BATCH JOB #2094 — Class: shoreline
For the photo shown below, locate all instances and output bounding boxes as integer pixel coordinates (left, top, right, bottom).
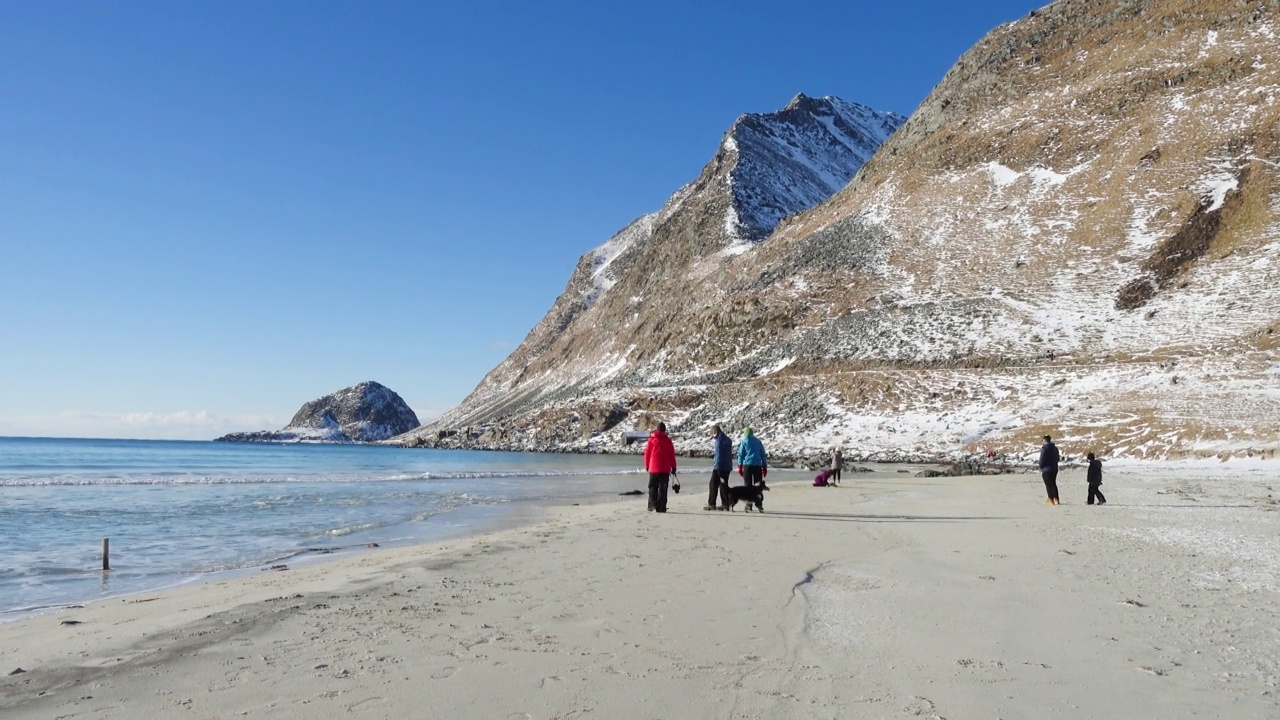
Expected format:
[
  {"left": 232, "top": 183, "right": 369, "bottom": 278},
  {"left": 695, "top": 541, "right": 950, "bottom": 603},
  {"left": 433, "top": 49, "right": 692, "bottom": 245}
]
[
  {"left": 0, "top": 468, "right": 651, "bottom": 623},
  {"left": 3, "top": 464, "right": 1278, "bottom": 718},
  {"left": 0, "top": 440, "right": 654, "bottom": 620},
  {"left": 0, "top": 504, "right": 535, "bottom": 625}
]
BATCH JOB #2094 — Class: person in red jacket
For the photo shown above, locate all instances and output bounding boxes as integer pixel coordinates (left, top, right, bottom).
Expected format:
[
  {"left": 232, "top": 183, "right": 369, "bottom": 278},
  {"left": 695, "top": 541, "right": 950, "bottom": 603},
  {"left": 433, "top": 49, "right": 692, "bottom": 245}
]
[{"left": 643, "top": 422, "right": 677, "bottom": 513}]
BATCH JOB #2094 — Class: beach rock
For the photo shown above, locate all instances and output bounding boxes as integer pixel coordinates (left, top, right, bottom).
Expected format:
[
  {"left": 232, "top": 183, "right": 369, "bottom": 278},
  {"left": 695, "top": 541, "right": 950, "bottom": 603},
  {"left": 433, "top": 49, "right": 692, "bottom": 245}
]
[
  {"left": 916, "top": 460, "right": 1023, "bottom": 478},
  {"left": 218, "top": 381, "right": 419, "bottom": 444}
]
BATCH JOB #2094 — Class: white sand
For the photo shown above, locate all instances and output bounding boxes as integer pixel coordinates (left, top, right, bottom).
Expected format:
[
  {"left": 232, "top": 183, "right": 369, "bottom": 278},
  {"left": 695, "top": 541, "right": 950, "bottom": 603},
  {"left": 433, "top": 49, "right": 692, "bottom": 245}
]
[{"left": 2, "top": 464, "right": 1278, "bottom": 719}]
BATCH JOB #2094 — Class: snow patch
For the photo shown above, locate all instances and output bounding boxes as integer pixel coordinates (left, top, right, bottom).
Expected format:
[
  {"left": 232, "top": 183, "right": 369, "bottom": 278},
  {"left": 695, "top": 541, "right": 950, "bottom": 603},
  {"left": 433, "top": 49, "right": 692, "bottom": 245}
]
[
  {"left": 1028, "top": 167, "right": 1069, "bottom": 187},
  {"left": 756, "top": 357, "right": 796, "bottom": 377},
  {"left": 723, "top": 202, "right": 743, "bottom": 242},
  {"left": 986, "top": 162, "right": 1021, "bottom": 187},
  {"left": 583, "top": 214, "right": 655, "bottom": 308},
  {"left": 1195, "top": 170, "right": 1239, "bottom": 212}
]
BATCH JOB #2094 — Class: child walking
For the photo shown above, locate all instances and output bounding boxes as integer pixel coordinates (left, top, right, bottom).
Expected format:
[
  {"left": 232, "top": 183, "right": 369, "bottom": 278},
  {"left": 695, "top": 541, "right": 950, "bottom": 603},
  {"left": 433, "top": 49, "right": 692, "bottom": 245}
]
[{"left": 1086, "top": 452, "right": 1107, "bottom": 505}]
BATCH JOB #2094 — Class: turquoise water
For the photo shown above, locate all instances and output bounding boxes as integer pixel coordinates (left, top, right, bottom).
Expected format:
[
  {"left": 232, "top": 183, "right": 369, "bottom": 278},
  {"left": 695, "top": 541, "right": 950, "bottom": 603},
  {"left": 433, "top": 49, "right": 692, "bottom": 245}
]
[{"left": 0, "top": 437, "right": 643, "bottom": 616}]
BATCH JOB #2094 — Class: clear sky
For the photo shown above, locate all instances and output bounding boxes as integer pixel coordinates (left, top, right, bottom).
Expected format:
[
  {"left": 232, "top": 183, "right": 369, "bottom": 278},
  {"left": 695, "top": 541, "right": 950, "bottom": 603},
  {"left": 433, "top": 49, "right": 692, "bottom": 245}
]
[{"left": 0, "top": 0, "right": 1043, "bottom": 440}]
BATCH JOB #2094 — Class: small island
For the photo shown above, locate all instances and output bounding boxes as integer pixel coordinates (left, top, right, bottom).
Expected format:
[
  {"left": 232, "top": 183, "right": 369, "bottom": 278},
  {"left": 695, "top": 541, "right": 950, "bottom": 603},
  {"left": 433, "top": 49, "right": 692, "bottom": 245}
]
[{"left": 215, "top": 381, "right": 420, "bottom": 444}]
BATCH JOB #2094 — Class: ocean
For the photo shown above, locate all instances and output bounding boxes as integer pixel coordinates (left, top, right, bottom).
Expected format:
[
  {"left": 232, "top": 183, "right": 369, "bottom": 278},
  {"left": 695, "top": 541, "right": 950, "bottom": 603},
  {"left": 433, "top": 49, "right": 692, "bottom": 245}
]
[{"left": 0, "top": 437, "right": 644, "bottom": 618}]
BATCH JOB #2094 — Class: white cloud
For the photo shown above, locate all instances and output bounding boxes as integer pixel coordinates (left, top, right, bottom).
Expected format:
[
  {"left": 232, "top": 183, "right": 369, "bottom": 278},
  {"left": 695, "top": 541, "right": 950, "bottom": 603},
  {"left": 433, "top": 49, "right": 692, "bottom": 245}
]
[{"left": 0, "top": 410, "right": 281, "bottom": 441}]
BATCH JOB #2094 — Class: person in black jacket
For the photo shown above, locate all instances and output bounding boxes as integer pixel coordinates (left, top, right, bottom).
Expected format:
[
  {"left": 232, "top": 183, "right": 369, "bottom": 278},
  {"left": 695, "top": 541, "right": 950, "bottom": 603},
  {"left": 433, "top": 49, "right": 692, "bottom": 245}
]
[
  {"left": 1039, "top": 435, "right": 1061, "bottom": 505},
  {"left": 1086, "top": 452, "right": 1107, "bottom": 505}
]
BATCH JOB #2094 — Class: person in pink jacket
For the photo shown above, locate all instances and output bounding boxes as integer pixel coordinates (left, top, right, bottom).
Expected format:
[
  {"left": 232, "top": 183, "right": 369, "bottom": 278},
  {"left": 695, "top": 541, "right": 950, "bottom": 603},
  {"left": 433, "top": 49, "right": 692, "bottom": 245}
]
[{"left": 644, "top": 422, "right": 677, "bottom": 513}]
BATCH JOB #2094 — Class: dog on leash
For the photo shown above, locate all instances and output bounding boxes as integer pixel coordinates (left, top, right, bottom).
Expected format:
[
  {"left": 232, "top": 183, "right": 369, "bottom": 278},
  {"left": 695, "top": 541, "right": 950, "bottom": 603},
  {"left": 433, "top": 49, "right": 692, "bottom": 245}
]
[{"left": 724, "top": 480, "right": 769, "bottom": 512}]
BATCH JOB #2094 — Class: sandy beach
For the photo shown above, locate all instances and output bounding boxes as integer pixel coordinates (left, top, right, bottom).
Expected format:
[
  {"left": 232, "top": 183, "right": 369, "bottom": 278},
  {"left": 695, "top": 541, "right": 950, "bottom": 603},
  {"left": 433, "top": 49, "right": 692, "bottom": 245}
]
[{"left": 3, "top": 463, "right": 1278, "bottom": 719}]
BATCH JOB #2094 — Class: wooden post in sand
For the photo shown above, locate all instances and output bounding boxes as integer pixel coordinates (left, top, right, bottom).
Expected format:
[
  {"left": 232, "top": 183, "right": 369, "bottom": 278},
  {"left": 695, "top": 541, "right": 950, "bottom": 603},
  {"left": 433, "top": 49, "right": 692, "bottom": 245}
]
[{"left": 102, "top": 538, "right": 110, "bottom": 571}]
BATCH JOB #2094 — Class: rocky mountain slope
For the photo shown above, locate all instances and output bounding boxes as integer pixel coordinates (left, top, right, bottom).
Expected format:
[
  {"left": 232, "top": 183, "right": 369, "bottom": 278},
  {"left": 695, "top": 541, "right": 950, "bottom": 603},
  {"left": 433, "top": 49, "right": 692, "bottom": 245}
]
[
  {"left": 400, "top": 0, "right": 1280, "bottom": 462},
  {"left": 219, "top": 381, "right": 419, "bottom": 444},
  {"left": 408, "top": 94, "right": 903, "bottom": 434}
]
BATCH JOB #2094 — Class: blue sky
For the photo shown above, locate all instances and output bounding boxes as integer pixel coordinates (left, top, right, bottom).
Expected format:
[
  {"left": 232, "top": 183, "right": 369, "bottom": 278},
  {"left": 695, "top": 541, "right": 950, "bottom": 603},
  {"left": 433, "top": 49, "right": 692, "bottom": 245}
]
[{"left": 0, "top": 0, "right": 1043, "bottom": 439}]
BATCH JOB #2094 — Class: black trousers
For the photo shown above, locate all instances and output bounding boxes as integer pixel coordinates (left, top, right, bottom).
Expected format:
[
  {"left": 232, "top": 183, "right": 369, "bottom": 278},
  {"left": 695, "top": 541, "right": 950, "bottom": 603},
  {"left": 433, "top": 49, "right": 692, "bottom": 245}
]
[
  {"left": 832, "top": 467, "right": 842, "bottom": 483},
  {"left": 743, "top": 465, "right": 763, "bottom": 488},
  {"left": 1087, "top": 482, "right": 1106, "bottom": 505},
  {"left": 648, "top": 472, "right": 670, "bottom": 512},
  {"left": 1042, "top": 469, "right": 1059, "bottom": 501},
  {"left": 709, "top": 469, "right": 731, "bottom": 507}
]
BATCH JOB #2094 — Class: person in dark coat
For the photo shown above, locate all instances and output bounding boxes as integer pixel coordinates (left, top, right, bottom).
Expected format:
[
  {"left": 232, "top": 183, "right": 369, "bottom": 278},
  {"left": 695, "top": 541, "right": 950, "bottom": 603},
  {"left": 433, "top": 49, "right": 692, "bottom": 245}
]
[
  {"left": 1086, "top": 452, "right": 1107, "bottom": 505},
  {"left": 705, "top": 424, "right": 733, "bottom": 511},
  {"left": 643, "top": 422, "right": 677, "bottom": 513},
  {"left": 1039, "top": 435, "right": 1061, "bottom": 505}
]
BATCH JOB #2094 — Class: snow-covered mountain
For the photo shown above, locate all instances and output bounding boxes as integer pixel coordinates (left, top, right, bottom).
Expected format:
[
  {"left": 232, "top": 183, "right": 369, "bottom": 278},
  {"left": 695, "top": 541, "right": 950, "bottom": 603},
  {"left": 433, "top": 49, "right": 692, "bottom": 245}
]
[
  {"left": 402, "top": 0, "right": 1280, "bottom": 462},
  {"left": 398, "top": 94, "right": 904, "bottom": 450},
  {"left": 218, "top": 381, "right": 419, "bottom": 444},
  {"left": 725, "top": 93, "right": 904, "bottom": 243}
]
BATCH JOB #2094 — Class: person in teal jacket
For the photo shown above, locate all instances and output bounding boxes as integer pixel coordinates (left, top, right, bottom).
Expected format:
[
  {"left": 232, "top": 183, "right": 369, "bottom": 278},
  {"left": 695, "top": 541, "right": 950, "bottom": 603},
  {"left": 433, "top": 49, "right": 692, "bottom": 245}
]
[{"left": 736, "top": 427, "right": 768, "bottom": 488}]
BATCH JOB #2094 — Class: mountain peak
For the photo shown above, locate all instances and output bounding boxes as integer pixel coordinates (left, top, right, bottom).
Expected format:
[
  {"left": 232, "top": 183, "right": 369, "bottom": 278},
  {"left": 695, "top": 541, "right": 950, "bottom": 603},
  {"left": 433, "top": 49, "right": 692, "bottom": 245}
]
[
  {"left": 781, "top": 92, "right": 854, "bottom": 115},
  {"left": 723, "top": 94, "right": 906, "bottom": 241},
  {"left": 783, "top": 91, "right": 815, "bottom": 110}
]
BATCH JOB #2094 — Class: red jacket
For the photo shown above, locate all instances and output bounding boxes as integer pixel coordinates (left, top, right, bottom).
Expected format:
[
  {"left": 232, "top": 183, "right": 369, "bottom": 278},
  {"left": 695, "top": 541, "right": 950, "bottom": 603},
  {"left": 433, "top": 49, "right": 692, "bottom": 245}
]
[{"left": 643, "top": 430, "right": 677, "bottom": 473}]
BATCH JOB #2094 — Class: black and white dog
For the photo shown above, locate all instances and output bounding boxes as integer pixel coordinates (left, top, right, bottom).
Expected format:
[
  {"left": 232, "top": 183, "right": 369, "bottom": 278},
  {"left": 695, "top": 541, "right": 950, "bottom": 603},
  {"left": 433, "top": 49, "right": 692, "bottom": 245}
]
[{"left": 724, "top": 480, "right": 769, "bottom": 512}]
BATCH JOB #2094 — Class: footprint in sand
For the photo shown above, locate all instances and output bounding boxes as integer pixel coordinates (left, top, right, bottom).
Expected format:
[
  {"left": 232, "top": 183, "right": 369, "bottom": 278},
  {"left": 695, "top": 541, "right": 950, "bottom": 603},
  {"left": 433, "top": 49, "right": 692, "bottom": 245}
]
[
  {"left": 903, "top": 695, "right": 944, "bottom": 719},
  {"left": 431, "top": 666, "right": 458, "bottom": 679},
  {"left": 827, "top": 571, "right": 884, "bottom": 592},
  {"left": 540, "top": 675, "right": 563, "bottom": 688},
  {"left": 347, "top": 697, "right": 385, "bottom": 713}
]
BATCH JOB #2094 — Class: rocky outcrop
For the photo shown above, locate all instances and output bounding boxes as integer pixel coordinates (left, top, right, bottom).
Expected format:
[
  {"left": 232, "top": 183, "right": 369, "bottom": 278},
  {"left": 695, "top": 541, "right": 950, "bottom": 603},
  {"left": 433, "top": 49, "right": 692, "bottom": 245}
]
[
  {"left": 915, "top": 460, "right": 1023, "bottom": 478},
  {"left": 401, "top": 0, "right": 1280, "bottom": 461},
  {"left": 218, "top": 381, "right": 419, "bottom": 444}
]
